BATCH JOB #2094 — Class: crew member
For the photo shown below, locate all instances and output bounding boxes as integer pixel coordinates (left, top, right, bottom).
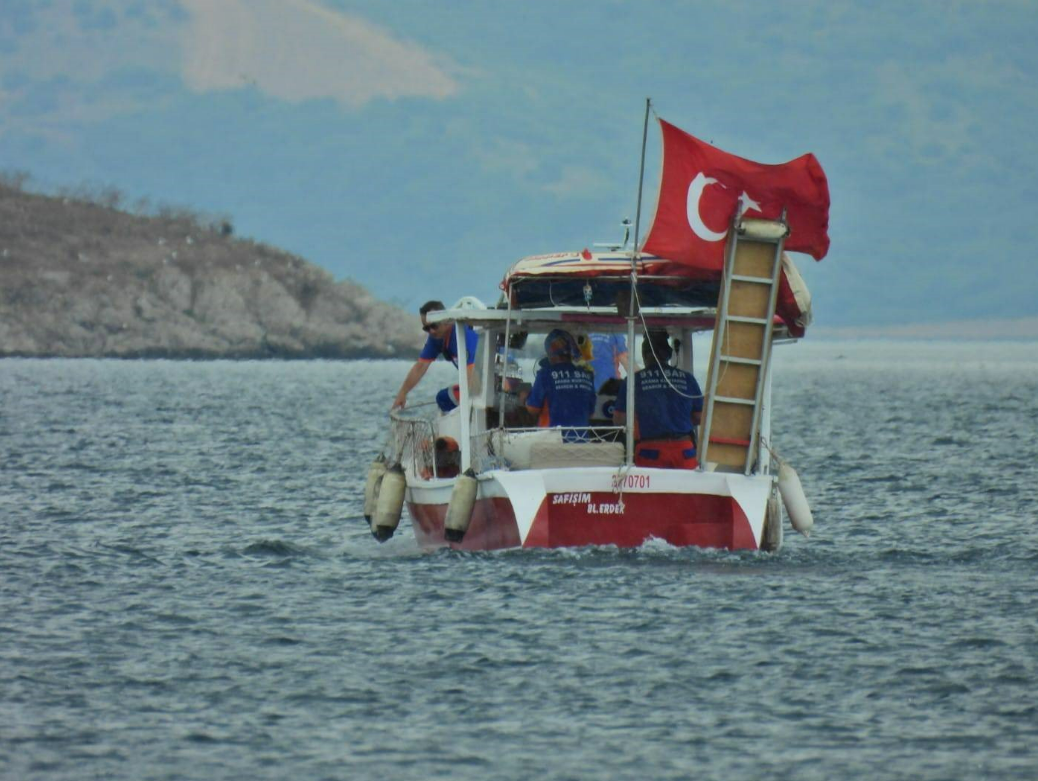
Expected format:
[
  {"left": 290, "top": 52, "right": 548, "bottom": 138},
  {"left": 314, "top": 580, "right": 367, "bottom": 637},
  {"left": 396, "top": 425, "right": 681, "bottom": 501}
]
[
  {"left": 392, "top": 300, "right": 479, "bottom": 412},
  {"left": 525, "top": 329, "right": 596, "bottom": 441},
  {"left": 588, "top": 332, "right": 630, "bottom": 392},
  {"left": 613, "top": 331, "right": 703, "bottom": 469}
]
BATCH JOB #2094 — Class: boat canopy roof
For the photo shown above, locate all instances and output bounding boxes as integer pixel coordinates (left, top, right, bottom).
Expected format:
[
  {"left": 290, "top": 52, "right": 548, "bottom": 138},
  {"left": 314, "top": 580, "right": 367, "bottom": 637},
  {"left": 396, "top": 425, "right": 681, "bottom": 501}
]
[
  {"left": 498, "top": 248, "right": 811, "bottom": 336},
  {"left": 502, "top": 251, "right": 721, "bottom": 312},
  {"left": 425, "top": 304, "right": 719, "bottom": 334}
]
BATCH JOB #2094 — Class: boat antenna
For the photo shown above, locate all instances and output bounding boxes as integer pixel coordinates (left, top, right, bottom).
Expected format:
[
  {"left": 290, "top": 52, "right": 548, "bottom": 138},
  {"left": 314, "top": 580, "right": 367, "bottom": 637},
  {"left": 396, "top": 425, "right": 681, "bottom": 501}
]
[
  {"left": 624, "top": 96, "right": 651, "bottom": 465},
  {"left": 630, "top": 97, "right": 652, "bottom": 279}
]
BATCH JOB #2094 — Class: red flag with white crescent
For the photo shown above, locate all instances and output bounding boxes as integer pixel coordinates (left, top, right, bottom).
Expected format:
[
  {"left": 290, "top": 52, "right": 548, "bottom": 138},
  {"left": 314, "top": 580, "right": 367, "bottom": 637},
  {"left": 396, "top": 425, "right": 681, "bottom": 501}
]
[{"left": 642, "top": 119, "right": 831, "bottom": 270}]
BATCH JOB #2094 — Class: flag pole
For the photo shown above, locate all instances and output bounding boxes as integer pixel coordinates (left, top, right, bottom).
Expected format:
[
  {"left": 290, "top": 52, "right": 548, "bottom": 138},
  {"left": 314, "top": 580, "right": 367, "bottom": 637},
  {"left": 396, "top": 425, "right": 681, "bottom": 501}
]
[
  {"left": 625, "top": 97, "right": 651, "bottom": 465},
  {"left": 631, "top": 97, "right": 651, "bottom": 267}
]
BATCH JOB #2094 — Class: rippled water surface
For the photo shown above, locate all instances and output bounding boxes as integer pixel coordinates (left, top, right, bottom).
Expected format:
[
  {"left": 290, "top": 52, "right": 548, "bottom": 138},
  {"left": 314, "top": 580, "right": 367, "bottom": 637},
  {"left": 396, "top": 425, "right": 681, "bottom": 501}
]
[{"left": 2, "top": 341, "right": 1037, "bottom": 780}]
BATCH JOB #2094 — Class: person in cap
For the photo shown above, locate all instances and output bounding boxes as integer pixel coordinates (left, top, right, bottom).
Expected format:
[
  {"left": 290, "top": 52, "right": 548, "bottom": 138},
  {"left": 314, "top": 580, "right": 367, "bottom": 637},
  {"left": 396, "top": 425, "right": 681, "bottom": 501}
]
[
  {"left": 613, "top": 331, "right": 703, "bottom": 469},
  {"left": 525, "top": 329, "right": 596, "bottom": 441},
  {"left": 392, "top": 300, "right": 479, "bottom": 413}
]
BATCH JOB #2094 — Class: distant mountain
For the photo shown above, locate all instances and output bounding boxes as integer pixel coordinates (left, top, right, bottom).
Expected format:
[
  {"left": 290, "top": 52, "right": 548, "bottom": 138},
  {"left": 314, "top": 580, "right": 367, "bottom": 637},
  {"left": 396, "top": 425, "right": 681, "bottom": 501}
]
[{"left": 0, "top": 183, "right": 422, "bottom": 358}]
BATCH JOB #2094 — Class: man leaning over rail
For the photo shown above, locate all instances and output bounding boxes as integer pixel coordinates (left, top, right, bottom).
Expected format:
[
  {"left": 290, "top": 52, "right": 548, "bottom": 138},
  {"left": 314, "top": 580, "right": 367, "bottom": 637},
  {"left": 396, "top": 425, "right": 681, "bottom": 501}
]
[{"left": 391, "top": 300, "right": 479, "bottom": 413}]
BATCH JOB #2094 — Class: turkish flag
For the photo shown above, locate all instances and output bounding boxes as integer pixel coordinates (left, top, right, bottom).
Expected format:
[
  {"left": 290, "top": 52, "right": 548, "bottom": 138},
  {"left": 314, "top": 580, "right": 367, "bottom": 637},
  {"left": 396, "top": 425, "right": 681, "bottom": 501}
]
[{"left": 642, "top": 119, "right": 830, "bottom": 270}]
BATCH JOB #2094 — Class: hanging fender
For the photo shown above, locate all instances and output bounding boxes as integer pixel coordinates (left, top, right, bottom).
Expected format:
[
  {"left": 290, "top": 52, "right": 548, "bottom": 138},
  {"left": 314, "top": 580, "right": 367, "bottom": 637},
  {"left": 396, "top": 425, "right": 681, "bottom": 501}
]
[
  {"left": 362, "top": 455, "right": 387, "bottom": 523},
  {"left": 372, "top": 464, "right": 406, "bottom": 542},
  {"left": 777, "top": 462, "right": 814, "bottom": 538},
  {"left": 444, "top": 469, "right": 478, "bottom": 543}
]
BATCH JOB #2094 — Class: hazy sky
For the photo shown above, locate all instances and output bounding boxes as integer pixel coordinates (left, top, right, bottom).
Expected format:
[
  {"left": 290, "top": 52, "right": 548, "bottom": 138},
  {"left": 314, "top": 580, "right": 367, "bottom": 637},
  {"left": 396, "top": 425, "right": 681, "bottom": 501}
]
[{"left": 1, "top": 0, "right": 1035, "bottom": 327}]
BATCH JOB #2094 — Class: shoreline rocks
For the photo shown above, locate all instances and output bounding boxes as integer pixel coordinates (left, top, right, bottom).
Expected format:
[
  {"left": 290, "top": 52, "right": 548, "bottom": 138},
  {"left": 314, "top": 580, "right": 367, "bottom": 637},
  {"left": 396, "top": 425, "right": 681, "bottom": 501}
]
[{"left": 0, "top": 185, "right": 423, "bottom": 359}]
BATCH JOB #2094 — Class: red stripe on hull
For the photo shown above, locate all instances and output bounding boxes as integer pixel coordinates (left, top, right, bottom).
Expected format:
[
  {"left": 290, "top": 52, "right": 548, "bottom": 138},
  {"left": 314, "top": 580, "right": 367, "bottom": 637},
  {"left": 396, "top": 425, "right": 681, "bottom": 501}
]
[
  {"left": 408, "top": 498, "right": 522, "bottom": 551},
  {"left": 409, "top": 491, "right": 758, "bottom": 551},
  {"left": 528, "top": 492, "right": 757, "bottom": 550}
]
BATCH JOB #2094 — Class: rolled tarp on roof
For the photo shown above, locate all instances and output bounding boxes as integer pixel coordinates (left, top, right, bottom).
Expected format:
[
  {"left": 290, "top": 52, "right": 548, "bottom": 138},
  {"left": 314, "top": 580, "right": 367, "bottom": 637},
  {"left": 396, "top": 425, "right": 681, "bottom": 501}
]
[{"left": 501, "top": 249, "right": 811, "bottom": 336}]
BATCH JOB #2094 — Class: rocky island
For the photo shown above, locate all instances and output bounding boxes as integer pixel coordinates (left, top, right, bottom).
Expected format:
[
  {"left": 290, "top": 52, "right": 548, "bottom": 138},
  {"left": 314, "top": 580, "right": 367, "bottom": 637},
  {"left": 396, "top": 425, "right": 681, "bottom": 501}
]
[{"left": 0, "top": 180, "right": 422, "bottom": 359}]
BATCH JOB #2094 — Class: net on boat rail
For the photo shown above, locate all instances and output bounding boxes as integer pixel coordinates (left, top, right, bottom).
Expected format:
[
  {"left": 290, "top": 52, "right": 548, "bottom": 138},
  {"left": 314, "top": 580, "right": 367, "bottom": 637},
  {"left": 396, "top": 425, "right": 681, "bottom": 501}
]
[{"left": 387, "top": 403, "right": 438, "bottom": 478}]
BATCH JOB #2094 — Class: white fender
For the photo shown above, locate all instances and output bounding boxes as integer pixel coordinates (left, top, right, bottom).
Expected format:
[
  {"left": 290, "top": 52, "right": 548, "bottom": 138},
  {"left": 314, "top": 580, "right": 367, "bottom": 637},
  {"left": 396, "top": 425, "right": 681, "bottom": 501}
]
[
  {"left": 778, "top": 462, "right": 814, "bottom": 538},
  {"left": 363, "top": 456, "right": 387, "bottom": 523},
  {"left": 372, "top": 465, "right": 406, "bottom": 542},
  {"left": 444, "top": 469, "right": 478, "bottom": 543}
]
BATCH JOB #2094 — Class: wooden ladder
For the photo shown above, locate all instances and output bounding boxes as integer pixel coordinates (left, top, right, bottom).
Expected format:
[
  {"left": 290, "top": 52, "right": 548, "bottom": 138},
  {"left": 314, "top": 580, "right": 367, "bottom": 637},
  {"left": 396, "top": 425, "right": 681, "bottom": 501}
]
[{"left": 699, "top": 212, "right": 788, "bottom": 475}]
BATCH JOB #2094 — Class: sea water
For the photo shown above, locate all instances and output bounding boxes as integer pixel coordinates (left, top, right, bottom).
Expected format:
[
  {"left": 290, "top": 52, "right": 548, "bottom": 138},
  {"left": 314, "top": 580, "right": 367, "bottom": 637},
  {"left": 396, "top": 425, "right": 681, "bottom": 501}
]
[{"left": 1, "top": 341, "right": 1036, "bottom": 780}]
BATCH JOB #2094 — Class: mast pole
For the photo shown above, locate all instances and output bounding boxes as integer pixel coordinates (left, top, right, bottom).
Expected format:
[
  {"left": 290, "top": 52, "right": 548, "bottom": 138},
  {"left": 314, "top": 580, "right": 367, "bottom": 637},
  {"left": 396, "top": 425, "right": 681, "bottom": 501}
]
[
  {"left": 499, "top": 283, "right": 514, "bottom": 430},
  {"left": 631, "top": 97, "right": 652, "bottom": 265},
  {"left": 456, "top": 318, "right": 471, "bottom": 473},
  {"left": 625, "top": 97, "right": 651, "bottom": 465}
]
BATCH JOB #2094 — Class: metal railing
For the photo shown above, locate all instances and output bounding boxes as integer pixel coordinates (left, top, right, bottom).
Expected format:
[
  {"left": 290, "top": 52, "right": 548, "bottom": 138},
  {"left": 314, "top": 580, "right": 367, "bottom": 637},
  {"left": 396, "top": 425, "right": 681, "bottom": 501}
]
[
  {"left": 387, "top": 403, "right": 438, "bottom": 479},
  {"left": 472, "top": 425, "right": 626, "bottom": 473},
  {"left": 389, "top": 402, "right": 629, "bottom": 479}
]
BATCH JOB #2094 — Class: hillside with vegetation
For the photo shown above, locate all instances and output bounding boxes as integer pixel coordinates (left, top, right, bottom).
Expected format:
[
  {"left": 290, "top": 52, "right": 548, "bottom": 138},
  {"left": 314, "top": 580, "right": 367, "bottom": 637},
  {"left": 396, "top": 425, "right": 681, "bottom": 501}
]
[{"left": 0, "top": 178, "right": 422, "bottom": 359}]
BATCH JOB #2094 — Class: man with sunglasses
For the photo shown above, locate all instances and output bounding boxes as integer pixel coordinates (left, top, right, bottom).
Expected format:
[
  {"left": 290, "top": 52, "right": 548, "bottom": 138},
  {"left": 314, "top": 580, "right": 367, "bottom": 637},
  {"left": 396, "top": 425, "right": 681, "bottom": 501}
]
[{"left": 392, "top": 300, "right": 480, "bottom": 413}]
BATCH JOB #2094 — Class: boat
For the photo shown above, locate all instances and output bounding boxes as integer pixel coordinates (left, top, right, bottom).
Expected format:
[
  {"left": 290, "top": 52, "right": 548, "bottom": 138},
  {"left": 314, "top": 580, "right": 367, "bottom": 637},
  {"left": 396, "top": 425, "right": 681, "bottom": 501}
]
[{"left": 365, "top": 103, "right": 829, "bottom": 552}]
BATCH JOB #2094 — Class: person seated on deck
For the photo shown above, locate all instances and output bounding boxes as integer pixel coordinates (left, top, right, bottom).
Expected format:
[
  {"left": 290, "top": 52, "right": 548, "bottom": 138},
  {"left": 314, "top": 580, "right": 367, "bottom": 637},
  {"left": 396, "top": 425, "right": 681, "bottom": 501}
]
[
  {"left": 524, "top": 330, "right": 596, "bottom": 441},
  {"left": 391, "top": 300, "right": 479, "bottom": 414},
  {"left": 613, "top": 331, "right": 704, "bottom": 469}
]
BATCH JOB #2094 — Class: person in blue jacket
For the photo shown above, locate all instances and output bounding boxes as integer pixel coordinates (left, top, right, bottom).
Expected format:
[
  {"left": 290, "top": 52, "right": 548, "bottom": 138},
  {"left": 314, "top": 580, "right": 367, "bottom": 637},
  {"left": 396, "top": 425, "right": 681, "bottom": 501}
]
[
  {"left": 525, "top": 329, "right": 596, "bottom": 441},
  {"left": 613, "top": 331, "right": 703, "bottom": 469},
  {"left": 588, "top": 332, "right": 630, "bottom": 392},
  {"left": 392, "top": 300, "right": 479, "bottom": 413}
]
